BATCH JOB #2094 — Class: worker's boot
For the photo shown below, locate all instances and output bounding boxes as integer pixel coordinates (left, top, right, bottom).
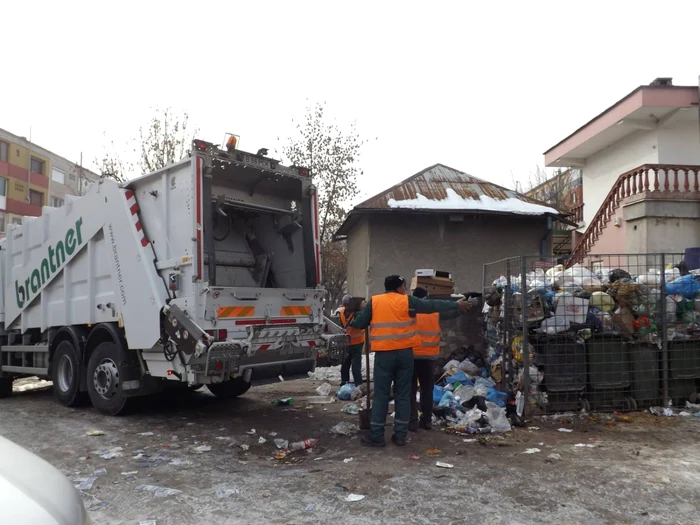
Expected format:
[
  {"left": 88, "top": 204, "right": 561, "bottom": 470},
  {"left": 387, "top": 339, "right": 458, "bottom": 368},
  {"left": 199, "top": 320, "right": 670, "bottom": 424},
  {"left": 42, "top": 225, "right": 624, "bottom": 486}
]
[
  {"left": 391, "top": 434, "right": 407, "bottom": 447},
  {"left": 408, "top": 419, "right": 419, "bottom": 432},
  {"left": 419, "top": 419, "right": 432, "bottom": 430},
  {"left": 361, "top": 435, "right": 386, "bottom": 448}
]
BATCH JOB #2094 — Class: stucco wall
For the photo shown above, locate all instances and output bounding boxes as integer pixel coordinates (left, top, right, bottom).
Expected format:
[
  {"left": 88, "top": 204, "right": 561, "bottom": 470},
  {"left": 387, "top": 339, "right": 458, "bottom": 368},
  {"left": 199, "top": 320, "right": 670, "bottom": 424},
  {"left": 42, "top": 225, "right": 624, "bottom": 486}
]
[
  {"left": 345, "top": 217, "right": 370, "bottom": 298},
  {"left": 581, "top": 129, "right": 659, "bottom": 231},
  {"left": 623, "top": 199, "right": 700, "bottom": 256},
  {"left": 362, "top": 212, "right": 549, "bottom": 296},
  {"left": 657, "top": 115, "right": 700, "bottom": 165},
  {"left": 587, "top": 206, "right": 626, "bottom": 256}
]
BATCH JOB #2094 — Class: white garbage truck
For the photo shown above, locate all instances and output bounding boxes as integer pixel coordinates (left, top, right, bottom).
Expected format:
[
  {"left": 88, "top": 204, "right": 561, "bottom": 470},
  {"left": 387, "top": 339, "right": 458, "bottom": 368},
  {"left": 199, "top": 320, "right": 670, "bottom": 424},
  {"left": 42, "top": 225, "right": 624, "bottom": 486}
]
[{"left": 0, "top": 137, "right": 347, "bottom": 415}]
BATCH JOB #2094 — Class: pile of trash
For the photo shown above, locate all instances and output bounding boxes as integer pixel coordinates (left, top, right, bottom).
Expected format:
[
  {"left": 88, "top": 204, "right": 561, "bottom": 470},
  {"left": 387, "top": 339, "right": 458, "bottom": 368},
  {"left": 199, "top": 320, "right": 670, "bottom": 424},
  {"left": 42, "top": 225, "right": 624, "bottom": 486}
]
[
  {"left": 308, "top": 354, "right": 375, "bottom": 382},
  {"left": 430, "top": 347, "right": 519, "bottom": 434}
]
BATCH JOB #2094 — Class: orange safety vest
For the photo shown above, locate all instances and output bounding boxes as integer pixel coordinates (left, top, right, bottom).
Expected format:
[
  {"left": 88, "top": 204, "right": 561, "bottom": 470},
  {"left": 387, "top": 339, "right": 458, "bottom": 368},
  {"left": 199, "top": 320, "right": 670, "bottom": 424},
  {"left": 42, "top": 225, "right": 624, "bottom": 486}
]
[
  {"left": 369, "top": 293, "right": 420, "bottom": 351},
  {"left": 413, "top": 313, "right": 441, "bottom": 357},
  {"left": 339, "top": 307, "right": 366, "bottom": 346}
]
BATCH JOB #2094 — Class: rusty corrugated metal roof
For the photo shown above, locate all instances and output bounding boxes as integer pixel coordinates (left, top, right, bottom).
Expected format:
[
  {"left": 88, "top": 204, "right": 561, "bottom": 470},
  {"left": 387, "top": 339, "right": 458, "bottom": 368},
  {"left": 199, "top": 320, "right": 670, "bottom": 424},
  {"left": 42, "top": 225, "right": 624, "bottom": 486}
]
[{"left": 354, "top": 164, "right": 555, "bottom": 210}]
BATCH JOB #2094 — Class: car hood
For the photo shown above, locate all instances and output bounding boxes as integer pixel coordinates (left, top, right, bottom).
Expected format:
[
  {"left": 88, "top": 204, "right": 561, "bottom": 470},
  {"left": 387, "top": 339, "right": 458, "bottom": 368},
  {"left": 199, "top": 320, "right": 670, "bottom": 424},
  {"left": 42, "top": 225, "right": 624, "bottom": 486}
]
[{"left": 0, "top": 435, "right": 86, "bottom": 525}]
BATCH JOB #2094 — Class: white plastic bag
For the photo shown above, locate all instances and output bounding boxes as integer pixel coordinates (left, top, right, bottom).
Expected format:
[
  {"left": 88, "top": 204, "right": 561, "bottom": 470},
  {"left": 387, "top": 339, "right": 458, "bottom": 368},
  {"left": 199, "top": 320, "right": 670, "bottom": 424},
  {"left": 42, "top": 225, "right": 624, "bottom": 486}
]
[
  {"left": 458, "top": 358, "right": 481, "bottom": 376},
  {"left": 442, "top": 359, "right": 461, "bottom": 372},
  {"left": 486, "top": 402, "right": 512, "bottom": 433}
]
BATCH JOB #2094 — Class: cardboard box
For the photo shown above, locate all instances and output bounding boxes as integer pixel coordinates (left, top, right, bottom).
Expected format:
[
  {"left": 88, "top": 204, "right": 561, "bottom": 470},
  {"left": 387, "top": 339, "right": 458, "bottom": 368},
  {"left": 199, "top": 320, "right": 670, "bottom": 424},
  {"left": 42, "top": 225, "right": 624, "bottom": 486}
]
[
  {"left": 415, "top": 269, "right": 453, "bottom": 280},
  {"left": 411, "top": 276, "right": 454, "bottom": 295}
]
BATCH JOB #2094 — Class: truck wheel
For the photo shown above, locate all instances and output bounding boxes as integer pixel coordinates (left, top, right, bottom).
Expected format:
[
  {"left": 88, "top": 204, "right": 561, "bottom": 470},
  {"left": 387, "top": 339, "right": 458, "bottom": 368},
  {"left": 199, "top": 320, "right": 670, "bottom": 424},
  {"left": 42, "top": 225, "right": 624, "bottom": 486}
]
[
  {"left": 87, "top": 342, "right": 129, "bottom": 416},
  {"left": 52, "top": 340, "right": 89, "bottom": 407},
  {"left": 207, "top": 378, "right": 252, "bottom": 399},
  {"left": 0, "top": 378, "right": 13, "bottom": 399}
]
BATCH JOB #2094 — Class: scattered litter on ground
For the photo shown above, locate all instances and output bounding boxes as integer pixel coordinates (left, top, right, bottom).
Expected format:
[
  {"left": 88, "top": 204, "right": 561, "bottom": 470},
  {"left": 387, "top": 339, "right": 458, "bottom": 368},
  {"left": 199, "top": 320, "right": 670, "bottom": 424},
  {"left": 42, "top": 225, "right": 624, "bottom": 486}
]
[
  {"left": 679, "top": 411, "right": 691, "bottom": 417},
  {"left": 650, "top": 407, "right": 674, "bottom": 417},
  {"left": 136, "top": 484, "right": 182, "bottom": 498},
  {"left": 523, "top": 448, "right": 541, "bottom": 454},
  {"left": 94, "top": 447, "right": 123, "bottom": 460},
  {"left": 247, "top": 429, "right": 256, "bottom": 435},
  {"left": 345, "top": 494, "right": 366, "bottom": 502},
  {"left": 305, "top": 396, "right": 336, "bottom": 404},
  {"left": 240, "top": 445, "right": 250, "bottom": 451},
  {"left": 463, "top": 439, "right": 476, "bottom": 443},
  {"left": 548, "top": 453, "right": 562, "bottom": 461},
  {"left": 121, "top": 471, "right": 138, "bottom": 476},
  {"left": 410, "top": 455, "right": 420, "bottom": 460},
  {"left": 86, "top": 430, "right": 105, "bottom": 436},
  {"left": 274, "top": 439, "right": 289, "bottom": 449},
  {"left": 315, "top": 383, "right": 332, "bottom": 396},
  {"left": 88, "top": 501, "right": 110, "bottom": 511},
  {"left": 557, "top": 428, "right": 573, "bottom": 433},
  {"left": 170, "top": 458, "right": 192, "bottom": 466},
  {"left": 215, "top": 436, "right": 233, "bottom": 441},
  {"left": 331, "top": 421, "right": 358, "bottom": 436},
  {"left": 216, "top": 488, "right": 241, "bottom": 497},
  {"left": 528, "top": 427, "right": 540, "bottom": 431},
  {"left": 343, "top": 457, "right": 353, "bottom": 463},
  {"left": 192, "top": 445, "right": 211, "bottom": 453},
  {"left": 426, "top": 449, "right": 441, "bottom": 455},
  {"left": 258, "top": 437, "right": 267, "bottom": 444},
  {"left": 137, "top": 432, "right": 154, "bottom": 436},
  {"left": 336, "top": 383, "right": 355, "bottom": 400},
  {"left": 269, "top": 432, "right": 278, "bottom": 437},
  {"left": 305, "top": 504, "right": 317, "bottom": 511},
  {"left": 435, "top": 461, "right": 454, "bottom": 469},
  {"left": 574, "top": 444, "right": 595, "bottom": 448},
  {"left": 93, "top": 468, "right": 107, "bottom": 477},
  {"left": 278, "top": 375, "right": 285, "bottom": 382},
  {"left": 342, "top": 404, "right": 360, "bottom": 415},
  {"left": 74, "top": 477, "right": 99, "bottom": 490},
  {"left": 648, "top": 476, "right": 671, "bottom": 485},
  {"left": 139, "top": 521, "right": 157, "bottom": 525}
]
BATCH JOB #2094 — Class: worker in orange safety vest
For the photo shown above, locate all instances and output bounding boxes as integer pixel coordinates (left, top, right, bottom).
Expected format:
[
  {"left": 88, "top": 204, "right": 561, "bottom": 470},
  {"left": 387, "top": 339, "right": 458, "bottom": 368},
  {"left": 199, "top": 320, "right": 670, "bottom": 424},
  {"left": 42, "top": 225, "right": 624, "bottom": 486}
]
[
  {"left": 350, "top": 275, "right": 472, "bottom": 447},
  {"left": 409, "top": 287, "right": 464, "bottom": 431},
  {"left": 339, "top": 294, "right": 366, "bottom": 386}
]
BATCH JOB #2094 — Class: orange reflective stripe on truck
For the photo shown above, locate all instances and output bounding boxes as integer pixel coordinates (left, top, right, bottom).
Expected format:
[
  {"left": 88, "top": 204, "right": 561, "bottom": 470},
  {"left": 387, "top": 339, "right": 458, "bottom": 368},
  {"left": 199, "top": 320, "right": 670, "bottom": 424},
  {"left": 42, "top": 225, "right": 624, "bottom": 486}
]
[
  {"left": 280, "top": 305, "right": 311, "bottom": 316},
  {"left": 217, "top": 306, "right": 256, "bottom": 318}
]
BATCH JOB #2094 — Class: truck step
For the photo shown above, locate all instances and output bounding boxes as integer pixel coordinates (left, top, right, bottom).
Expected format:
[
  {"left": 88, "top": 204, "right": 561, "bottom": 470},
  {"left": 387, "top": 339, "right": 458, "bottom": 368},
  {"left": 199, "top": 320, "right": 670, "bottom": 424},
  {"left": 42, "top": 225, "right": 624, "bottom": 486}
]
[
  {"left": 1, "top": 366, "right": 48, "bottom": 375},
  {"left": 0, "top": 345, "right": 49, "bottom": 353}
]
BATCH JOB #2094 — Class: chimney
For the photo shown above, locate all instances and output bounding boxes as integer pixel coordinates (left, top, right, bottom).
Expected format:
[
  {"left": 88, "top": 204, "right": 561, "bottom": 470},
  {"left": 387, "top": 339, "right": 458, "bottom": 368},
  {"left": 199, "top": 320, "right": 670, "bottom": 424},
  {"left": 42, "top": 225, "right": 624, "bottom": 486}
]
[{"left": 650, "top": 77, "right": 673, "bottom": 86}]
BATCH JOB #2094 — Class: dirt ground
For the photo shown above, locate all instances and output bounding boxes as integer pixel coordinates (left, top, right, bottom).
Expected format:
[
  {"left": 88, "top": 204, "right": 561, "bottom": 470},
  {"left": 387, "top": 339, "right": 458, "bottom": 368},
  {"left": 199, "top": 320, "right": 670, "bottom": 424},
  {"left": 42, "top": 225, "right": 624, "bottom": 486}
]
[{"left": 2, "top": 378, "right": 700, "bottom": 525}]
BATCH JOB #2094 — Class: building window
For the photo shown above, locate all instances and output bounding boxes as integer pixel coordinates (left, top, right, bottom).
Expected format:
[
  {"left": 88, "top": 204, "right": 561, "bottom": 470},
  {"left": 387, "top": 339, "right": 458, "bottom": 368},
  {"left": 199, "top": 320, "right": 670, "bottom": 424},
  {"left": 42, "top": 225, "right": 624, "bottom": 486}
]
[
  {"left": 0, "top": 141, "right": 8, "bottom": 162},
  {"left": 12, "top": 217, "right": 22, "bottom": 225},
  {"left": 29, "top": 189, "right": 43, "bottom": 207},
  {"left": 30, "top": 156, "right": 45, "bottom": 175},
  {"left": 51, "top": 196, "right": 64, "bottom": 207},
  {"left": 0, "top": 211, "right": 5, "bottom": 232},
  {"left": 51, "top": 168, "right": 65, "bottom": 185},
  {"left": 0, "top": 177, "right": 6, "bottom": 197},
  {"left": 572, "top": 193, "right": 577, "bottom": 204}
]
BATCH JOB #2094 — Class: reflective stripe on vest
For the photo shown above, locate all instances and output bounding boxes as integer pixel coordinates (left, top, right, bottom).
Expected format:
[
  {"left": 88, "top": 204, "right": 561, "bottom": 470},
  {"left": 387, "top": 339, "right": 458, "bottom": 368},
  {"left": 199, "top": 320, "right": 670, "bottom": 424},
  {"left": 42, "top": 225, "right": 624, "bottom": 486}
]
[
  {"left": 369, "top": 293, "right": 420, "bottom": 351},
  {"left": 413, "top": 312, "right": 441, "bottom": 357},
  {"left": 339, "top": 308, "right": 366, "bottom": 346}
]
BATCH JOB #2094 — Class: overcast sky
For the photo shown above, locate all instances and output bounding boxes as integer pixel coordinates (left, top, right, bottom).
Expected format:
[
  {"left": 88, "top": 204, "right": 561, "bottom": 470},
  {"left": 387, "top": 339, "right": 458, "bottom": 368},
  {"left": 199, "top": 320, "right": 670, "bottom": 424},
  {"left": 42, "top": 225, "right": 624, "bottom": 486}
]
[{"left": 3, "top": 1, "right": 699, "bottom": 205}]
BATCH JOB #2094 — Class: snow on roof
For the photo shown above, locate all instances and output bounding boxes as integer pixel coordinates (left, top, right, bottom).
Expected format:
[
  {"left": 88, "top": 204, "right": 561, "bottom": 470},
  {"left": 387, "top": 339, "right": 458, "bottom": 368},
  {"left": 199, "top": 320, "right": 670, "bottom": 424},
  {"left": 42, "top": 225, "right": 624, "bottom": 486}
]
[{"left": 387, "top": 188, "right": 559, "bottom": 215}]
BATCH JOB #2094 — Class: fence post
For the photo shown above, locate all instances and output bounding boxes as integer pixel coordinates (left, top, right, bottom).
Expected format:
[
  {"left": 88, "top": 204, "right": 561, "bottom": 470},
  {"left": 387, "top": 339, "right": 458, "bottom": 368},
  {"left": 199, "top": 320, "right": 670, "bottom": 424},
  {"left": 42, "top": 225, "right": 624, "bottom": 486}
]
[
  {"left": 520, "top": 256, "right": 530, "bottom": 418},
  {"left": 660, "top": 253, "right": 669, "bottom": 406}
]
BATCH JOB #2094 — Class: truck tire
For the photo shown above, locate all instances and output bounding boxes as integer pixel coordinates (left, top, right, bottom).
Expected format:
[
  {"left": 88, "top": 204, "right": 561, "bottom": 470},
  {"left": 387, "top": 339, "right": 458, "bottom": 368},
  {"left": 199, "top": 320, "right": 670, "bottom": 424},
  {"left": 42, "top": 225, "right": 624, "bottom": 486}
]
[
  {"left": 0, "top": 378, "right": 12, "bottom": 399},
  {"left": 52, "top": 340, "right": 89, "bottom": 407},
  {"left": 207, "top": 378, "right": 252, "bottom": 399},
  {"left": 86, "top": 341, "right": 129, "bottom": 416}
]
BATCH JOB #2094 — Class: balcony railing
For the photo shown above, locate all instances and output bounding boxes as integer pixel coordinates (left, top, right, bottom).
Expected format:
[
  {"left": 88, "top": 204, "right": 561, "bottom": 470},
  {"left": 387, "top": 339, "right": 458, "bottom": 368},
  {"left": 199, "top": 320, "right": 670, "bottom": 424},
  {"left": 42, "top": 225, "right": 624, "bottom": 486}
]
[{"left": 570, "top": 164, "right": 700, "bottom": 261}]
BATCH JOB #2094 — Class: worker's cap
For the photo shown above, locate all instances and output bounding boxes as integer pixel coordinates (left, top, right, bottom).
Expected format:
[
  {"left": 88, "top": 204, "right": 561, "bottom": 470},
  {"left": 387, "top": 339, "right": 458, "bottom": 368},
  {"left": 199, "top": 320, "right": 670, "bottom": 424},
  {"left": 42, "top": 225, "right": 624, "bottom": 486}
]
[
  {"left": 384, "top": 274, "right": 406, "bottom": 291},
  {"left": 342, "top": 294, "right": 351, "bottom": 306},
  {"left": 412, "top": 287, "right": 429, "bottom": 299}
]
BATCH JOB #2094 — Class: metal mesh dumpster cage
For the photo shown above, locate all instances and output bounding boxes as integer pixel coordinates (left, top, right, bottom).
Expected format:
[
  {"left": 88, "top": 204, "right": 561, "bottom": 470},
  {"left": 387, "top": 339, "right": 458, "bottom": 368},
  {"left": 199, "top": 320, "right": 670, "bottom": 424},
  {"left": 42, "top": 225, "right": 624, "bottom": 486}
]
[{"left": 482, "top": 253, "right": 700, "bottom": 416}]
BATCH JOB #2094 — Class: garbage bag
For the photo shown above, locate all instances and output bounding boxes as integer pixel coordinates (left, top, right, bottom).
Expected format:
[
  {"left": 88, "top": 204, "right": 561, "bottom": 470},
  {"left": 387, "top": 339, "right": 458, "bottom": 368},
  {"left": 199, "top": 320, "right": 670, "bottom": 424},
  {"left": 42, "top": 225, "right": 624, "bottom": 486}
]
[
  {"left": 336, "top": 383, "right": 356, "bottom": 401},
  {"left": 486, "top": 387, "right": 508, "bottom": 408},
  {"left": 609, "top": 269, "right": 632, "bottom": 284},
  {"left": 446, "top": 370, "right": 473, "bottom": 386},
  {"left": 442, "top": 359, "right": 461, "bottom": 372},
  {"left": 458, "top": 358, "right": 481, "bottom": 377},
  {"left": 589, "top": 291, "right": 615, "bottom": 313},
  {"left": 433, "top": 385, "right": 445, "bottom": 404},
  {"left": 486, "top": 402, "right": 512, "bottom": 433},
  {"left": 454, "top": 384, "right": 475, "bottom": 403},
  {"left": 438, "top": 391, "right": 457, "bottom": 409},
  {"left": 666, "top": 274, "right": 700, "bottom": 299}
]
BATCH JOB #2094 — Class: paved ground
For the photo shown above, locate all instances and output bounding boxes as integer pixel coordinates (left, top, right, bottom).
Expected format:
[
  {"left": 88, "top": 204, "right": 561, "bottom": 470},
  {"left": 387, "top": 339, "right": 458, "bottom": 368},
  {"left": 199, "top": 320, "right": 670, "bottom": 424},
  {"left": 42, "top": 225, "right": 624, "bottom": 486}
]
[{"left": 2, "top": 378, "right": 700, "bottom": 525}]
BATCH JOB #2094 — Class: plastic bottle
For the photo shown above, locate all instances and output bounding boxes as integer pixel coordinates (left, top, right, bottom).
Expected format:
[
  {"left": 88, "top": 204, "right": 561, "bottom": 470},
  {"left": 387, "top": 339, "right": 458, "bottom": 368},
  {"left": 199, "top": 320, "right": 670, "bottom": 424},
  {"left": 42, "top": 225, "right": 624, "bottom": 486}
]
[
  {"left": 289, "top": 438, "right": 318, "bottom": 451},
  {"left": 271, "top": 397, "right": 294, "bottom": 406}
]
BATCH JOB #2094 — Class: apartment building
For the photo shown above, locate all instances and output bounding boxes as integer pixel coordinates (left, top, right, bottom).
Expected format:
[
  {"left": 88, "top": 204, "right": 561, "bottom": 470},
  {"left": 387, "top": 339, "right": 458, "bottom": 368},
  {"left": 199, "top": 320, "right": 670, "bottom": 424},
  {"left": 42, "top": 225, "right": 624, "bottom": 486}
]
[{"left": 0, "top": 128, "right": 100, "bottom": 235}]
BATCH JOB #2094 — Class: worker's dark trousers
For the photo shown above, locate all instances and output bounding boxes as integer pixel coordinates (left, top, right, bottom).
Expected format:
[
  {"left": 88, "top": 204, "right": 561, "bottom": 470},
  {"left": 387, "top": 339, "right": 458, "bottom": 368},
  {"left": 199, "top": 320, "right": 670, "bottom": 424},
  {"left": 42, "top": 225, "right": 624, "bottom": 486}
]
[
  {"left": 410, "top": 359, "right": 435, "bottom": 425},
  {"left": 340, "top": 344, "right": 364, "bottom": 386},
  {"left": 370, "top": 348, "right": 414, "bottom": 442}
]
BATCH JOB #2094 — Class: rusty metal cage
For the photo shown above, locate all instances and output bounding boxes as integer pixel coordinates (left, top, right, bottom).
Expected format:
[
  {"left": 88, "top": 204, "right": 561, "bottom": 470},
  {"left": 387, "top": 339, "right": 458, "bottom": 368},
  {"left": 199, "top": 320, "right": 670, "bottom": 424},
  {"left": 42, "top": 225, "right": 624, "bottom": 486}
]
[{"left": 483, "top": 253, "right": 700, "bottom": 416}]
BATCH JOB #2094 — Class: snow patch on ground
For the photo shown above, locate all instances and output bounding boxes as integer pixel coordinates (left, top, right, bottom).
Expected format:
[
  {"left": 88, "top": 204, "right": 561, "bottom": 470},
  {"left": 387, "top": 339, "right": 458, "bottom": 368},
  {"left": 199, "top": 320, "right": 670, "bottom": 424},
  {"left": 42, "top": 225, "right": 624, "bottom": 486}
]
[
  {"left": 387, "top": 188, "right": 558, "bottom": 215},
  {"left": 308, "top": 353, "right": 375, "bottom": 382}
]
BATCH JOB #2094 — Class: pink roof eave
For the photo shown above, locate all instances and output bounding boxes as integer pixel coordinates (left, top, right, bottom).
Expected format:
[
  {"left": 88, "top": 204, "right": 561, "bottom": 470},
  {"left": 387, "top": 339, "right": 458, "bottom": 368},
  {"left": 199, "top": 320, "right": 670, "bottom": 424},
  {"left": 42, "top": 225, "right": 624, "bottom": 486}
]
[{"left": 543, "top": 85, "right": 698, "bottom": 167}]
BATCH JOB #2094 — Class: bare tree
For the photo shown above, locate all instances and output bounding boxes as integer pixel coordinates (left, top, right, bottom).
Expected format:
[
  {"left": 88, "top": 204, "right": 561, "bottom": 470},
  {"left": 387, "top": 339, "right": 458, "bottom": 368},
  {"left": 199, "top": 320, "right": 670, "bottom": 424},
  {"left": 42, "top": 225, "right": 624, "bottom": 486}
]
[
  {"left": 281, "top": 102, "right": 366, "bottom": 309},
  {"left": 517, "top": 166, "right": 580, "bottom": 211},
  {"left": 96, "top": 108, "right": 198, "bottom": 183}
]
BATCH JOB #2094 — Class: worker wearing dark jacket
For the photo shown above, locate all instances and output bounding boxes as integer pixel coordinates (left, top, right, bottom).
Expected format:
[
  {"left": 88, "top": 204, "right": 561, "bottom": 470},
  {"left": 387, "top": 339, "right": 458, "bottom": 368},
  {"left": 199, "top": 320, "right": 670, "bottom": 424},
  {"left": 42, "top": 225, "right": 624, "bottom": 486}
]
[
  {"left": 350, "top": 275, "right": 472, "bottom": 447},
  {"left": 409, "top": 287, "right": 463, "bottom": 431}
]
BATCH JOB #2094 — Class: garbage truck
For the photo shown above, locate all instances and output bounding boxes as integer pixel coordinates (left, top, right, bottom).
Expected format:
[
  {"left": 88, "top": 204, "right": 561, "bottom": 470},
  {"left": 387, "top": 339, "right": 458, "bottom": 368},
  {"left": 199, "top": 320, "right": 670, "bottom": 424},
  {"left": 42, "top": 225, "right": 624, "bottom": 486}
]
[{"left": 0, "top": 137, "right": 347, "bottom": 415}]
